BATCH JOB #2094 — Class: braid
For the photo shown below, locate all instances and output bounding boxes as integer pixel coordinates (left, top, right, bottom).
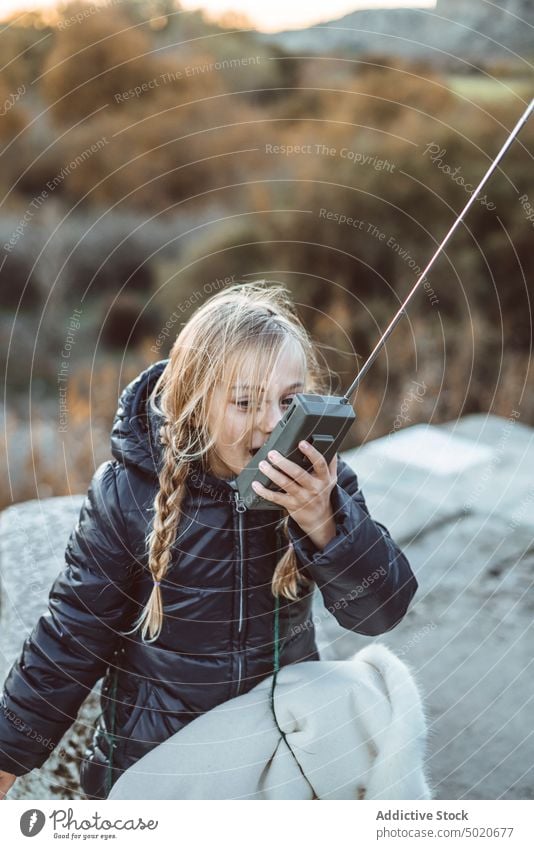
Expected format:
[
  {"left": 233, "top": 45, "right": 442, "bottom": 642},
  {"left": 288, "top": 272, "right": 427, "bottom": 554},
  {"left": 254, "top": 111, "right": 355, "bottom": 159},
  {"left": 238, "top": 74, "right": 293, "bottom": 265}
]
[
  {"left": 123, "top": 420, "right": 188, "bottom": 643},
  {"left": 271, "top": 515, "right": 313, "bottom": 600}
]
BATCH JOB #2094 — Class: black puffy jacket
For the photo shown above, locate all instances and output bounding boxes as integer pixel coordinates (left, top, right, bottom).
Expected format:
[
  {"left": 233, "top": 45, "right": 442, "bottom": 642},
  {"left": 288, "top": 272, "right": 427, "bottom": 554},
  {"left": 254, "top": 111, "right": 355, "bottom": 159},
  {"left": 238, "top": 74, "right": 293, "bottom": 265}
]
[{"left": 0, "top": 359, "right": 418, "bottom": 799}]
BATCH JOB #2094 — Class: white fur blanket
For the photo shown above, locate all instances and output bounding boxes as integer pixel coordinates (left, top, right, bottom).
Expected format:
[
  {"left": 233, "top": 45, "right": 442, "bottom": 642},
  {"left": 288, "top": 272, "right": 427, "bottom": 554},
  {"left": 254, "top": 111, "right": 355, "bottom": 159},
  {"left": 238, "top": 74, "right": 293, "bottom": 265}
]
[{"left": 109, "top": 644, "right": 431, "bottom": 800}]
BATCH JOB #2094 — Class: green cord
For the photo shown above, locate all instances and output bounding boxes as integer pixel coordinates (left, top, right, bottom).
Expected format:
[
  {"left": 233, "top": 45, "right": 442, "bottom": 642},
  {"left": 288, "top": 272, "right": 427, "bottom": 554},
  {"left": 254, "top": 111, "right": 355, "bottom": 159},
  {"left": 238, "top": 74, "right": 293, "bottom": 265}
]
[
  {"left": 269, "top": 595, "right": 281, "bottom": 719},
  {"left": 269, "top": 592, "right": 318, "bottom": 798},
  {"left": 273, "top": 595, "right": 280, "bottom": 674}
]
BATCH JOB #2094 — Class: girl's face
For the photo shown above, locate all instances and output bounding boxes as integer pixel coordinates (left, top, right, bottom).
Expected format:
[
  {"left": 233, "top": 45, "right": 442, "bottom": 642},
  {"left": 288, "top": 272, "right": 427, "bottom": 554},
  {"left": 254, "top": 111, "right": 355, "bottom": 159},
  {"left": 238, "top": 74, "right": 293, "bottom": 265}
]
[{"left": 206, "top": 339, "right": 306, "bottom": 479}]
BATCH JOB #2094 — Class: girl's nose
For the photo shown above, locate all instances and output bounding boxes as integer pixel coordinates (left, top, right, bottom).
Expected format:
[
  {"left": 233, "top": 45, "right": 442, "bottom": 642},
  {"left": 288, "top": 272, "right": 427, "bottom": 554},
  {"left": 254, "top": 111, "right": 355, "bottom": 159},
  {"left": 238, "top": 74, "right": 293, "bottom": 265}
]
[{"left": 259, "top": 403, "right": 284, "bottom": 434}]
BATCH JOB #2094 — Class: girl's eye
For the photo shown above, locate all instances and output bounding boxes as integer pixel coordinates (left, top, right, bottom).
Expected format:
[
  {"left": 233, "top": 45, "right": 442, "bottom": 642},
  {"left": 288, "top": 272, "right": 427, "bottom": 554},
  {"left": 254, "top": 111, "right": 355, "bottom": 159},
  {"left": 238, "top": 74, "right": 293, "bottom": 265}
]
[
  {"left": 234, "top": 399, "right": 262, "bottom": 411},
  {"left": 234, "top": 396, "right": 294, "bottom": 411}
]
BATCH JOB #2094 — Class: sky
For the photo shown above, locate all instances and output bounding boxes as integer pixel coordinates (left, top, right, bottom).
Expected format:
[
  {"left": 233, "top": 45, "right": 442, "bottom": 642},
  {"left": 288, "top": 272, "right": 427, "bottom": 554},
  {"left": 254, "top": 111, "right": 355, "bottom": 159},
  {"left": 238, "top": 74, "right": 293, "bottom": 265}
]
[{"left": 0, "top": 0, "right": 436, "bottom": 32}]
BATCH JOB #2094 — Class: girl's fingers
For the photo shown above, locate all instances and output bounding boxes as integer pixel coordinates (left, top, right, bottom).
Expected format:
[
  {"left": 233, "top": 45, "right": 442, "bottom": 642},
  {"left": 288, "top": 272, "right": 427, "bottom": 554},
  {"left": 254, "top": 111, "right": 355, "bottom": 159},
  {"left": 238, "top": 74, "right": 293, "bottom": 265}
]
[
  {"left": 264, "top": 450, "right": 309, "bottom": 485},
  {"left": 298, "top": 440, "right": 330, "bottom": 477},
  {"left": 265, "top": 443, "right": 336, "bottom": 485},
  {"left": 259, "top": 459, "right": 300, "bottom": 493},
  {"left": 251, "top": 479, "right": 286, "bottom": 505}
]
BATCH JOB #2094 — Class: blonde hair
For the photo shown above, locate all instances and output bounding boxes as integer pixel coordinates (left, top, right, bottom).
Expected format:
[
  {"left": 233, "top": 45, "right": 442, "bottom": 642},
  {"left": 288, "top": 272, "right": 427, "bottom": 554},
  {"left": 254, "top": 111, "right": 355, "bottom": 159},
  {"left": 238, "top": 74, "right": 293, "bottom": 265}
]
[{"left": 125, "top": 280, "right": 331, "bottom": 643}]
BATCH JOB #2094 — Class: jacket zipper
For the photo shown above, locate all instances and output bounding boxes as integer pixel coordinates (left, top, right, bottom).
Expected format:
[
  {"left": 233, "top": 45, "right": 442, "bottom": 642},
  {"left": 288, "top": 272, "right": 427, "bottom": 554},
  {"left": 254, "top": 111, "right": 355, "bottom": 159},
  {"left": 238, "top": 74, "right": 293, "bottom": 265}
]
[{"left": 232, "top": 488, "right": 247, "bottom": 697}]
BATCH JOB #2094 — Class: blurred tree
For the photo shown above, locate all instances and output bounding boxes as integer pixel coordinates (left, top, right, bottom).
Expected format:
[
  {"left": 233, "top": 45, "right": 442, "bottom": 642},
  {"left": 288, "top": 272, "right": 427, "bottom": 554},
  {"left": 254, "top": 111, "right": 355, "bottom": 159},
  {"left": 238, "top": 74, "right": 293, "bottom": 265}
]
[
  {"left": 0, "top": 77, "right": 30, "bottom": 143},
  {"left": 99, "top": 291, "right": 162, "bottom": 349},
  {"left": 127, "top": 0, "right": 181, "bottom": 26},
  {"left": 0, "top": 17, "right": 54, "bottom": 89},
  {"left": 40, "top": 4, "right": 155, "bottom": 124}
]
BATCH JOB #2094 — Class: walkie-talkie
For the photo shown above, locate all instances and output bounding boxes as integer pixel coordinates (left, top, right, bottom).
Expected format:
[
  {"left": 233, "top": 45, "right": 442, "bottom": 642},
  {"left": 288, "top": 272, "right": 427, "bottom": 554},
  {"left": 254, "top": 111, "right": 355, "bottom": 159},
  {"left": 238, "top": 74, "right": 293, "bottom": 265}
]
[{"left": 235, "top": 98, "right": 534, "bottom": 510}]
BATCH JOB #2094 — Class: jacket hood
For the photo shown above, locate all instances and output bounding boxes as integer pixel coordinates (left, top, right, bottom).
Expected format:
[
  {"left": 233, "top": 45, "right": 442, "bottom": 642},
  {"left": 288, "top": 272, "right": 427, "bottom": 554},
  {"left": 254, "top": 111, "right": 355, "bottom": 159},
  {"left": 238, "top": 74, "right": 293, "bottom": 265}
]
[
  {"left": 111, "top": 359, "right": 168, "bottom": 477},
  {"left": 110, "top": 358, "right": 236, "bottom": 501}
]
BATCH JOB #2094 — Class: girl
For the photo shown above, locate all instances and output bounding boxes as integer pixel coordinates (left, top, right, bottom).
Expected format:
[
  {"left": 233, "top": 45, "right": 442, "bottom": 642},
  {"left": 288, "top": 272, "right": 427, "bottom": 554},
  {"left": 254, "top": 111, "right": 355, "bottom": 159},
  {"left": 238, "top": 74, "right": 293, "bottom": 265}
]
[{"left": 0, "top": 281, "right": 418, "bottom": 801}]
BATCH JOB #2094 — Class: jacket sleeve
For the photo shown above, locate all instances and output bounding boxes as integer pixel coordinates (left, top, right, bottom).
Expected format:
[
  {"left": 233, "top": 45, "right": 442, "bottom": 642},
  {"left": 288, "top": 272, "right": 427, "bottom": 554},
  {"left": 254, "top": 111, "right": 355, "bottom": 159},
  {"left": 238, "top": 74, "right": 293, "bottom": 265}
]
[
  {"left": 0, "top": 460, "right": 138, "bottom": 776},
  {"left": 287, "top": 454, "right": 418, "bottom": 637}
]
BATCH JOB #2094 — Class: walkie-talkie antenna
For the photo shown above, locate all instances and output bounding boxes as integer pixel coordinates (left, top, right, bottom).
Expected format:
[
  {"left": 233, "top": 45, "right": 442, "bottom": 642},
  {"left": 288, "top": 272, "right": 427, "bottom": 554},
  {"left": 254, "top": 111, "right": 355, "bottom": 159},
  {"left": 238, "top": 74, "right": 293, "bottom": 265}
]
[
  {"left": 236, "top": 98, "right": 534, "bottom": 510},
  {"left": 343, "top": 97, "right": 534, "bottom": 404}
]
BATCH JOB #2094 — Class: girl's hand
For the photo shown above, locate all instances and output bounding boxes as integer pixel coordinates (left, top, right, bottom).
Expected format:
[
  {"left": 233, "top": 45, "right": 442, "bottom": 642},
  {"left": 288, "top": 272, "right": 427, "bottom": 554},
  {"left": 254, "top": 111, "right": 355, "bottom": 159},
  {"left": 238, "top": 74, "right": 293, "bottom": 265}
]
[
  {"left": 251, "top": 441, "right": 338, "bottom": 550},
  {"left": 0, "top": 770, "right": 16, "bottom": 799}
]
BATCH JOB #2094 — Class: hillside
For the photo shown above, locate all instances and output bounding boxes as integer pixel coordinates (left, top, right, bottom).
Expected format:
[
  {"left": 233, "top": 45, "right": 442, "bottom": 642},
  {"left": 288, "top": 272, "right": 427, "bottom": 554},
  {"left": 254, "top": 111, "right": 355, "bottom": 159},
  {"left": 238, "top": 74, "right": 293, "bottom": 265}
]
[{"left": 264, "top": 0, "right": 534, "bottom": 68}]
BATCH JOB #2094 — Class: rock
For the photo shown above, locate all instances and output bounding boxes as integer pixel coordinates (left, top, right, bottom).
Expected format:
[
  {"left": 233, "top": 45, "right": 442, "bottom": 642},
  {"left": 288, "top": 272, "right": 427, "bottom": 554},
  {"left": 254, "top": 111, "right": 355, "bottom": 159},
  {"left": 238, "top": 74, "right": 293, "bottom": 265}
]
[
  {"left": 315, "top": 413, "right": 534, "bottom": 800},
  {"left": 0, "top": 494, "right": 96, "bottom": 800}
]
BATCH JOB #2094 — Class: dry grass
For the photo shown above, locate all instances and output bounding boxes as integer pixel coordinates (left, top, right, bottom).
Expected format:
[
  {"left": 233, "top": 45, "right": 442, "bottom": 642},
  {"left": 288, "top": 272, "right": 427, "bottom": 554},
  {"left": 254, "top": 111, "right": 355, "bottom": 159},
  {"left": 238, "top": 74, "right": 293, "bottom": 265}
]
[{"left": 1, "top": 342, "right": 159, "bottom": 511}]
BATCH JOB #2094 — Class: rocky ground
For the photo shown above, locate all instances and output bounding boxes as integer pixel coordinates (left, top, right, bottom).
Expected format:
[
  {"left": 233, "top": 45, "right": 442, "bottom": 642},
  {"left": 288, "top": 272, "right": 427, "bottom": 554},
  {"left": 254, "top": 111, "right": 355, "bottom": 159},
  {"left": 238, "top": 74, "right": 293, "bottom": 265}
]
[{"left": 1, "top": 414, "right": 533, "bottom": 800}]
